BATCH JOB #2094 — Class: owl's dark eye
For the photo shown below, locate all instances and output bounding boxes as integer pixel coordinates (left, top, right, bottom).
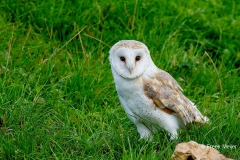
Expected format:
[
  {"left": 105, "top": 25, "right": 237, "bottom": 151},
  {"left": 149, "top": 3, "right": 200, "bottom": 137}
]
[
  {"left": 135, "top": 56, "right": 141, "bottom": 61},
  {"left": 120, "top": 56, "right": 125, "bottom": 61}
]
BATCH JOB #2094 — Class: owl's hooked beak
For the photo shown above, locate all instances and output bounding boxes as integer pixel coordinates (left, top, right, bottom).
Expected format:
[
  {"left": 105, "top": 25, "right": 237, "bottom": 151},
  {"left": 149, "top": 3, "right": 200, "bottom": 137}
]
[
  {"left": 126, "top": 59, "right": 134, "bottom": 74},
  {"left": 128, "top": 67, "right": 133, "bottom": 74}
]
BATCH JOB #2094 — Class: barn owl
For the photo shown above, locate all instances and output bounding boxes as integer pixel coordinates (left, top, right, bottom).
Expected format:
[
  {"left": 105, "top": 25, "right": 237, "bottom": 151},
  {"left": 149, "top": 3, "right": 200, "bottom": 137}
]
[{"left": 109, "top": 40, "right": 208, "bottom": 140}]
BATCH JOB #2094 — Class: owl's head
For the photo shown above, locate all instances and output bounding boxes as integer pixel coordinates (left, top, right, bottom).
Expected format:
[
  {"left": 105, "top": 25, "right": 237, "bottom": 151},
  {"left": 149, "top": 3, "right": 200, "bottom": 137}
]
[{"left": 109, "top": 40, "right": 151, "bottom": 79}]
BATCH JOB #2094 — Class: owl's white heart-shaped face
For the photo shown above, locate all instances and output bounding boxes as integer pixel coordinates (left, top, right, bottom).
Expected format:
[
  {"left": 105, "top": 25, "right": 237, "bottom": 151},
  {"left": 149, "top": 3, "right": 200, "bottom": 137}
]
[{"left": 109, "top": 40, "right": 151, "bottom": 79}]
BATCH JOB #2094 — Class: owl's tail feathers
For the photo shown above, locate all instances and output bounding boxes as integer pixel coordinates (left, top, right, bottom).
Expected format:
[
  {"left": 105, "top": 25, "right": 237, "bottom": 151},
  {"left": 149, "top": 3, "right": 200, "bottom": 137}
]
[
  {"left": 185, "top": 112, "right": 209, "bottom": 129},
  {"left": 194, "top": 115, "right": 209, "bottom": 124},
  {"left": 188, "top": 101, "right": 209, "bottom": 124}
]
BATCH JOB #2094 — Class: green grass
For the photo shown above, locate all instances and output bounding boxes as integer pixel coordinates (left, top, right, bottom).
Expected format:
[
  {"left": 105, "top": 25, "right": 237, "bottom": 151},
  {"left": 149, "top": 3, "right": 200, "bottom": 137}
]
[{"left": 0, "top": 0, "right": 239, "bottom": 159}]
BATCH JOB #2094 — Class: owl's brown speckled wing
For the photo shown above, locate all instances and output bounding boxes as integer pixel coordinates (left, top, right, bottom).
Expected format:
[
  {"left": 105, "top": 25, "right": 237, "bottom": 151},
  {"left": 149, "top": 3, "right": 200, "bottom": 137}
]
[{"left": 143, "top": 69, "right": 206, "bottom": 124}]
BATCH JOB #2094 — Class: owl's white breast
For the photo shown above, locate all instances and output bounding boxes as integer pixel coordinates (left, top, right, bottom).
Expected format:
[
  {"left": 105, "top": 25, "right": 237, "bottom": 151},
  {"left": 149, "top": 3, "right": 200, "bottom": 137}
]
[{"left": 111, "top": 64, "right": 184, "bottom": 130}]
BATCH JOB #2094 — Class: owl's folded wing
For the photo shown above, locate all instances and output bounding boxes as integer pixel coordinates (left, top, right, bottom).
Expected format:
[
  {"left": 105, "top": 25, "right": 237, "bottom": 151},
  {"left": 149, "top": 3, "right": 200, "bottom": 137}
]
[{"left": 143, "top": 70, "right": 207, "bottom": 124}]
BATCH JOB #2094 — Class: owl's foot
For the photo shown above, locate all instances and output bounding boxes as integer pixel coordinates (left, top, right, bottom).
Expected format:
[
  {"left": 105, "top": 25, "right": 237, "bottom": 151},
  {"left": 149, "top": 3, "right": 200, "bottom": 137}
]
[
  {"left": 136, "top": 122, "right": 153, "bottom": 141},
  {"left": 168, "top": 132, "right": 178, "bottom": 141},
  {"left": 139, "top": 135, "right": 153, "bottom": 141}
]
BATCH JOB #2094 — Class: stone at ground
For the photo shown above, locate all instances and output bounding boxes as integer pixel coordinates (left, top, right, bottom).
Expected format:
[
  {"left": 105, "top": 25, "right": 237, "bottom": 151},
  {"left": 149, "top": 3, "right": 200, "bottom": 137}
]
[{"left": 171, "top": 141, "right": 233, "bottom": 160}]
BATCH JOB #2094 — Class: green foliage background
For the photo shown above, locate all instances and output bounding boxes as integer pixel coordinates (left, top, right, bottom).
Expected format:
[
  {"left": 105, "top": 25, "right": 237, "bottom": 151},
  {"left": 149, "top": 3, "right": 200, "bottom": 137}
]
[{"left": 0, "top": 0, "right": 239, "bottom": 159}]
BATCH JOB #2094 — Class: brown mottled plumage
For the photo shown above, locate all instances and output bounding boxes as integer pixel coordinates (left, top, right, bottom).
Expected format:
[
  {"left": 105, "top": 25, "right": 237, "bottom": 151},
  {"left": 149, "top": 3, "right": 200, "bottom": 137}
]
[
  {"left": 143, "top": 70, "right": 206, "bottom": 124},
  {"left": 110, "top": 41, "right": 149, "bottom": 53}
]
